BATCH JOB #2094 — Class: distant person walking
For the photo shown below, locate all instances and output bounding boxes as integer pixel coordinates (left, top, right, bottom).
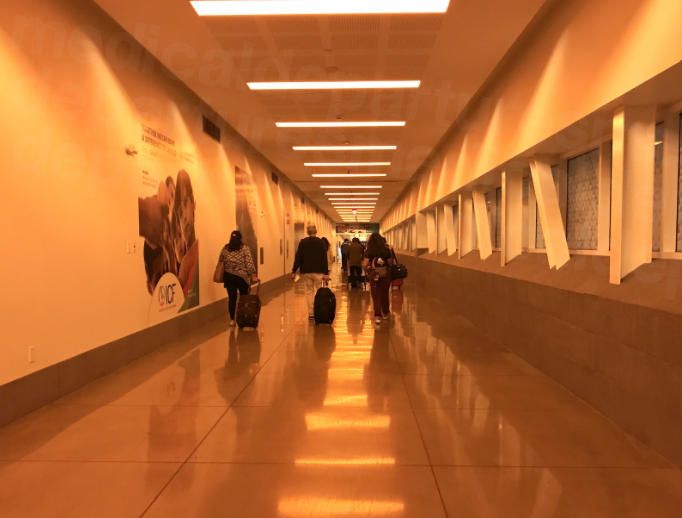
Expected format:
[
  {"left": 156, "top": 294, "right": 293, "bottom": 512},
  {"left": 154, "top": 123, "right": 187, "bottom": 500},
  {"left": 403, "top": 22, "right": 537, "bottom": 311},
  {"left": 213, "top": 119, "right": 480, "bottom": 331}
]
[
  {"left": 292, "top": 223, "right": 331, "bottom": 321},
  {"left": 219, "top": 230, "right": 258, "bottom": 326},
  {"left": 347, "top": 237, "right": 365, "bottom": 289},
  {"left": 363, "top": 232, "right": 393, "bottom": 325},
  {"left": 340, "top": 239, "right": 350, "bottom": 271}
]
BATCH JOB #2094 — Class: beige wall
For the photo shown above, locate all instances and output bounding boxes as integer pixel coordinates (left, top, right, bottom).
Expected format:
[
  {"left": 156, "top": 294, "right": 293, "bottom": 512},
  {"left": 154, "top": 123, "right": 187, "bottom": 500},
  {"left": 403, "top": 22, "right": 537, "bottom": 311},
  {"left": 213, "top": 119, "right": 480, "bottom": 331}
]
[
  {"left": 381, "top": 0, "right": 682, "bottom": 231},
  {"left": 0, "top": 0, "right": 334, "bottom": 386}
]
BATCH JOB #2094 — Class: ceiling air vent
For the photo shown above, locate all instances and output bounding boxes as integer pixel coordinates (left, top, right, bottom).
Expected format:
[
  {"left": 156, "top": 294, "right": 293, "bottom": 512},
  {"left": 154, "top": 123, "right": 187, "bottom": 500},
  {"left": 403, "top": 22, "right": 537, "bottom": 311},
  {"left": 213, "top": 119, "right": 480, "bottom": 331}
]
[{"left": 202, "top": 116, "right": 220, "bottom": 143}]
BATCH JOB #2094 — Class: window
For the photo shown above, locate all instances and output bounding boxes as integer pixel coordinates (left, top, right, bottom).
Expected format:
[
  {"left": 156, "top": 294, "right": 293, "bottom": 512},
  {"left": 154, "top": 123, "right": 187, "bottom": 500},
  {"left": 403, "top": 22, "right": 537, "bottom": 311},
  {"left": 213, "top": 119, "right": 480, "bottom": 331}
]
[
  {"left": 495, "top": 187, "right": 502, "bottom": 248},
  {"left": 566, "top": 148, "right": 600, "bottom": 250},
  {"left": 653, "top": 122, "right": 664, "bottom": 252}
]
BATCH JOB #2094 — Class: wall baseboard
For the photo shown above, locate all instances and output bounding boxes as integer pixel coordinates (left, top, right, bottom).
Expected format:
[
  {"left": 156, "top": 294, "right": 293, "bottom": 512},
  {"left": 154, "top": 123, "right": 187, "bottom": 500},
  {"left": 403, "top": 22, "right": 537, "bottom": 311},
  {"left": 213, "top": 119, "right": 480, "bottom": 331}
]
[{"left": 0, "top": 274, "right": 286, "bottom": 429}]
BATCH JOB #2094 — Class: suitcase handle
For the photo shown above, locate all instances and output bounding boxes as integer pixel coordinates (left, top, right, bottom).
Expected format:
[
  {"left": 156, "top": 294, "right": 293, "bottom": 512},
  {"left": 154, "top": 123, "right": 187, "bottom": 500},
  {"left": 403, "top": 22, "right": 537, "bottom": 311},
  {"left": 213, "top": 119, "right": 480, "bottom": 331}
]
[{"left": 248, "top": 279, "right": 261, "bottom": 296}]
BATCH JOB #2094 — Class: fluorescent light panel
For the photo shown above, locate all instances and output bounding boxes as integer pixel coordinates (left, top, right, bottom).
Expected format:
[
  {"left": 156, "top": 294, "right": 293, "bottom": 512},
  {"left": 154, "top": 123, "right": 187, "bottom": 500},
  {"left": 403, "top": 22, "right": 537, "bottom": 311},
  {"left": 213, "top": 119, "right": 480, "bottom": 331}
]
[
  {"left": 191, "top": 0, "right": 449, "bottom": 16},
  {"left": 294, "top": 146, "right": 396, "bottom": 151},
  {"left": 306, "top": 162, "right": 389, "bottom": 167},
  {"left": 325, "top": 193, "right": 380, "bottom": 196},
  {"left": 277, "top": 122, "right": 404, "bottom": 128},
  {"left": 321, "top": 185, "right": 383, "bottom": 188},
  {"left": 329, "top": 198, "right": 378, "bottom": 201},
  {"left": 249, "top": 81, "right": 419, "bottom": 90},
  {"left": 313, "top": 174, "right": 386, "bottom": 177}
]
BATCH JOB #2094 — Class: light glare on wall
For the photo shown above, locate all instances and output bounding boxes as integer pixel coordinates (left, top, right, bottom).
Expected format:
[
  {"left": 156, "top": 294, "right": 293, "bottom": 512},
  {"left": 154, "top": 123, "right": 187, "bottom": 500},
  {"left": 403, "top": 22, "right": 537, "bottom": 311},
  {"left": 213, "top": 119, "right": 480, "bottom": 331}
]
[{"left": 191, "top": 0, "right": 449, "bottom": 15}]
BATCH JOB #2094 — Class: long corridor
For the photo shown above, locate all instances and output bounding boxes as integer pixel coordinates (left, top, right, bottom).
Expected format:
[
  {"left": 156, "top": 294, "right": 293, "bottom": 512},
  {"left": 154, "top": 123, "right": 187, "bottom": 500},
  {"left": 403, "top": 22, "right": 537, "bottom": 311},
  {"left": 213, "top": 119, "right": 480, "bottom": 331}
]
[{"left": 1, "top": 268, "right": 682, "bottom": 517}]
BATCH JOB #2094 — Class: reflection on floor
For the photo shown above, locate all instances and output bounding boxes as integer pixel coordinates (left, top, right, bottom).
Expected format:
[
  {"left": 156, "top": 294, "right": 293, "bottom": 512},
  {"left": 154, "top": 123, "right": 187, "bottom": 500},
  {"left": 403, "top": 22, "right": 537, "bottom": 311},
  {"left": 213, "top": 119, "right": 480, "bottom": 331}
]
[{"left": 1, "top": 267, "right": 682, "bottom": 517}]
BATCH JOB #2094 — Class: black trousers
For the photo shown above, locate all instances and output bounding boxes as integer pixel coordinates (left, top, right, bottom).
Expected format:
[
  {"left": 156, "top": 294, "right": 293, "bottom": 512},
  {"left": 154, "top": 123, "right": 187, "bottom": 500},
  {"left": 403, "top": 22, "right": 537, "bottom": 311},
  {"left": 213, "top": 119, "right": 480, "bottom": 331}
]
[
  {"left": 224, "top": 272, "right": 250, "bottom": 319},
  {"left": 349, "top": 265, "right": 363, "bottom": 286}
]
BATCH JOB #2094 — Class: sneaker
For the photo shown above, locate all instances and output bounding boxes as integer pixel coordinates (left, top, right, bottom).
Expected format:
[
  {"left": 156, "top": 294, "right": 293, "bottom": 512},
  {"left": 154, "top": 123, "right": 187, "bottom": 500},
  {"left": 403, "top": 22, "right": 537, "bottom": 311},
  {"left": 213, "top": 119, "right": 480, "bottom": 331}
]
[
  {"left": 382, "top": 313, "right": 390, "bottom": 320},
  {"left": 375, "top": 317, "right": 382, "bottom": 325},
  {"left": 229, "top": 320, "right": 236, "bottom": 326}
]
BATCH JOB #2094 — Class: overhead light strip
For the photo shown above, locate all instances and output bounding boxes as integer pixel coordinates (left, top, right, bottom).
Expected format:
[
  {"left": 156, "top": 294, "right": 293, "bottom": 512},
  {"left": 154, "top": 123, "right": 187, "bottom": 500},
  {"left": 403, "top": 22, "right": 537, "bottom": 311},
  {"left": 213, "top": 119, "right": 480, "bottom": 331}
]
[
  {"left": 191, "top": 0, "right": 449, "bottom": 16},
  {"left": 277, "top": 122, "right": 405, "bottom": 128},
  {"left": 249, "top": 81, "right": 419, "bottom": 90},
  {"left": 321, "top": 185, "right": 383, "bottom": 189},
  {"left": 313, "top": 174, "right": 386, "bottom": 177},
  {"left": 305, "top": 162, "right": 389, "bottom": 167},
  {"left": 329, "top": 198, "right": 378, "bottom": 201},
  {"left": 325, "top": 193, "right": 380, "bottom": 196},
  {"left": 294, "top": 146, "right": 396, "bottom": 151}
]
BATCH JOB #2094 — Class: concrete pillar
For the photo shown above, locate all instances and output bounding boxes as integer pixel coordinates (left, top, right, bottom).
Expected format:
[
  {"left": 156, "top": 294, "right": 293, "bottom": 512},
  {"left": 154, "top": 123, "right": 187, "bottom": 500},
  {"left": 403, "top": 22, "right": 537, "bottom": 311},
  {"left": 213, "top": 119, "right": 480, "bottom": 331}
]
[{"left": 610, "top": 105, "right": 656, "bottom": 284}]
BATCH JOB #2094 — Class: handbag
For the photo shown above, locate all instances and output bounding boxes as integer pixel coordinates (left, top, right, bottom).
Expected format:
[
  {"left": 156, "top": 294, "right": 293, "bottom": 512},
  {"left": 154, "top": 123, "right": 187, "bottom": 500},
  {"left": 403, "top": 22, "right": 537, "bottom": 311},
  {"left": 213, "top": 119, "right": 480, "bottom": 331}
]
[
  {"left": 390, "top": 263, "right": 408, "bottom": 280},
  {"left": 213, "top": 259, "right": 225, "bottom": 283}
]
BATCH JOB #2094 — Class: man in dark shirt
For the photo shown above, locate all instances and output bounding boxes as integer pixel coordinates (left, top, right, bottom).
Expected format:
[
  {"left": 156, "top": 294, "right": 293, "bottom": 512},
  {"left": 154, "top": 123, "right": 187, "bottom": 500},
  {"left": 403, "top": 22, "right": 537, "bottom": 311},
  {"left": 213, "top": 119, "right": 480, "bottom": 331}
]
[
  {"left": 340, "top": 239, "right": 350, "bottom": 271},
  {"left": 292, "top": 223, "right": 331, "bottom": 320},
  {"left": 347, "top": 238, "right": 365, "bottom": 288}
]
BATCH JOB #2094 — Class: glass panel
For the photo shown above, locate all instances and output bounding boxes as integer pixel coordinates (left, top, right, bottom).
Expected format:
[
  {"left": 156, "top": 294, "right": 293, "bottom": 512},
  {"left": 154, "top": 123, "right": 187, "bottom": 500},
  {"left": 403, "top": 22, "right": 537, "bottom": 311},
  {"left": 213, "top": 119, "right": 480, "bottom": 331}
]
[
  {"left": 453, "top": 206, "right": 459, "bottom": 250},
  {"left": 485, "top": 191, "right": 495, "bottom": 247},
  {"left": 566, "top": 148, "right": 600, "bottom": 250},
  {"left": 653, "top": 122, "right": 664, "bottom": 252},
  {"left": 495, "top": 187, "right": 502, "bottom": 248}
]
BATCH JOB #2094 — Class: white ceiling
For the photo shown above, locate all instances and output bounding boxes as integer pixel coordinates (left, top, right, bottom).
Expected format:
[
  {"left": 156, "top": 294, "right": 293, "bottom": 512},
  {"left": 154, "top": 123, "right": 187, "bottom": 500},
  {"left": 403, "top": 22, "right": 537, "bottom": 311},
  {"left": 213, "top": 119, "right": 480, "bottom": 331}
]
[{"left": 94, "top": 0, "right": 549, "bottom": 222}]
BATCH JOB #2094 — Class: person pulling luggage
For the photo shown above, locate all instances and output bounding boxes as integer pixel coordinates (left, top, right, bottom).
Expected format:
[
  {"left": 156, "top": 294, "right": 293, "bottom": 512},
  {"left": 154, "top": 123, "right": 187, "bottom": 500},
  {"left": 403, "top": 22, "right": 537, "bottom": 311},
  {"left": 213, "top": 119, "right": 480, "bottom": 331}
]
[
  {"left": 292, "top": 223, "right": 330, "bottom": 321},
  {"left": 347, "top": 237, "right": 365, "bottom": 288},
  {"left": 340, "top": 239, "right": 350, "bottom": 271},
  {"left": 363, "top": 232, "right": 393, "bottom": 325},
  {"left": 218, "top": 230, "right": 258, "bottom": 326}
]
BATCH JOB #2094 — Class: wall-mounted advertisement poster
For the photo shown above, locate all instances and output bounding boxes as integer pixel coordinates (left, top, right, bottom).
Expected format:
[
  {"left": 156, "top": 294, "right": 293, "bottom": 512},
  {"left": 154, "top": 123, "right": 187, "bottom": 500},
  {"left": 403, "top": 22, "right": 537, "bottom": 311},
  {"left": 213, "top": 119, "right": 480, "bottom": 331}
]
[
  {"left": 235, "top": 166, "right": 258, "bottom": 273},
  {"left": 136, "top": 123, "right": 199, "bottom": 325}
]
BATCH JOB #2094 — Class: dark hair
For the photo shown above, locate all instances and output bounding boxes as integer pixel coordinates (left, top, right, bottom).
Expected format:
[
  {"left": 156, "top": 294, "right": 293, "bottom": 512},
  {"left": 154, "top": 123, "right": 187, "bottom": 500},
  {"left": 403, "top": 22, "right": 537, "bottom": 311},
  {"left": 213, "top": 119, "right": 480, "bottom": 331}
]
[
  {"left": 366, "top": 232, "right": 386, "bottom": 257},
  {"left": 320, "top": 237, "right": 330, "bottom": 251},
  {"left": 173, "top": 170, "right": 194, "bottom": 216},
  {"left": 352, "top": 237, "right": 360, "bottom": 243},
  {"left": 228, "top": 230, "right": 243, "bottom": 252}
]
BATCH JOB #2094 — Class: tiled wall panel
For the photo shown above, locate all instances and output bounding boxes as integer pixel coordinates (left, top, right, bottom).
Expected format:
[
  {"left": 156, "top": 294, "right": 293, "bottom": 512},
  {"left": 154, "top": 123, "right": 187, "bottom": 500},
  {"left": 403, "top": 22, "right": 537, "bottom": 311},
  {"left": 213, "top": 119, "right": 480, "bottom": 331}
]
[{"left": 566, "top": 149, "right": 599, "bottom": 250}]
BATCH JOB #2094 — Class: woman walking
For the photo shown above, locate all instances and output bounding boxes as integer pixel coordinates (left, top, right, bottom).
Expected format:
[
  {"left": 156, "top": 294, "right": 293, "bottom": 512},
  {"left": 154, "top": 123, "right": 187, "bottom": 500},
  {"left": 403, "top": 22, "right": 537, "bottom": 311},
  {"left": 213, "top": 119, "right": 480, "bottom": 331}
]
[
  {"left": 363, "top": 233, "right": 393, "bottom": 325},
  {"left": 218, "top": 230, "right": 258, "bottom": 326}
]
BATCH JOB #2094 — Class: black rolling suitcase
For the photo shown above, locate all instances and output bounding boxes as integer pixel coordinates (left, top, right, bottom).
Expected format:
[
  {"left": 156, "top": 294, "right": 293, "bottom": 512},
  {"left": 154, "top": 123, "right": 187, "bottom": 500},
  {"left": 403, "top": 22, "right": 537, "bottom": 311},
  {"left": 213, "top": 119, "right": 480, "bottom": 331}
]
[
  {"left": 236, "top": 281, "right": 261, "bottom": 329},
  {"left": 314, "top": 280, "right": 336, "bottom": 325}
]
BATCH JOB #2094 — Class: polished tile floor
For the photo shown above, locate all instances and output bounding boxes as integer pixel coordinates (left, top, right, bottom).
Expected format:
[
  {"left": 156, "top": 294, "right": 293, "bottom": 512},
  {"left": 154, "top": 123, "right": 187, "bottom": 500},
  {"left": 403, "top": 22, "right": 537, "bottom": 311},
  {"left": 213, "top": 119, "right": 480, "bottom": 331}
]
[{"left": 1, "top": 268, "right": 682, "bottom": 517}]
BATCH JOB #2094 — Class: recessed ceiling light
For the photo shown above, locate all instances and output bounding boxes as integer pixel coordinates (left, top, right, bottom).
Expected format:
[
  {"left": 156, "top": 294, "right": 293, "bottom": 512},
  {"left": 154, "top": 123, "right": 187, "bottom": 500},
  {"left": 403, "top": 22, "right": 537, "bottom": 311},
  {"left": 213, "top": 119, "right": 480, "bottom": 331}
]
[
  {"left": 325, "top": 193, "right": 380, "bottom": 196},
  {"left": 305, "top": 162, "right": 389, "bottom": 167},
  {"left": 294, "top": 146, "right": 396, "bottom": 151},
  {"left": 249, "top": 81, "right": 419, "bottom": 90},
  {"left": 321, "top": 185, "right": 383, "bottom": 189},
  {"left": 191, "top": 0, "right": 449, "bottom": 16},
  {"left": 277, "top": 122, "right": 405, "bottom": 128},
  {"left": 313, "top": 174, "right": 387, "bottom": 178}
]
